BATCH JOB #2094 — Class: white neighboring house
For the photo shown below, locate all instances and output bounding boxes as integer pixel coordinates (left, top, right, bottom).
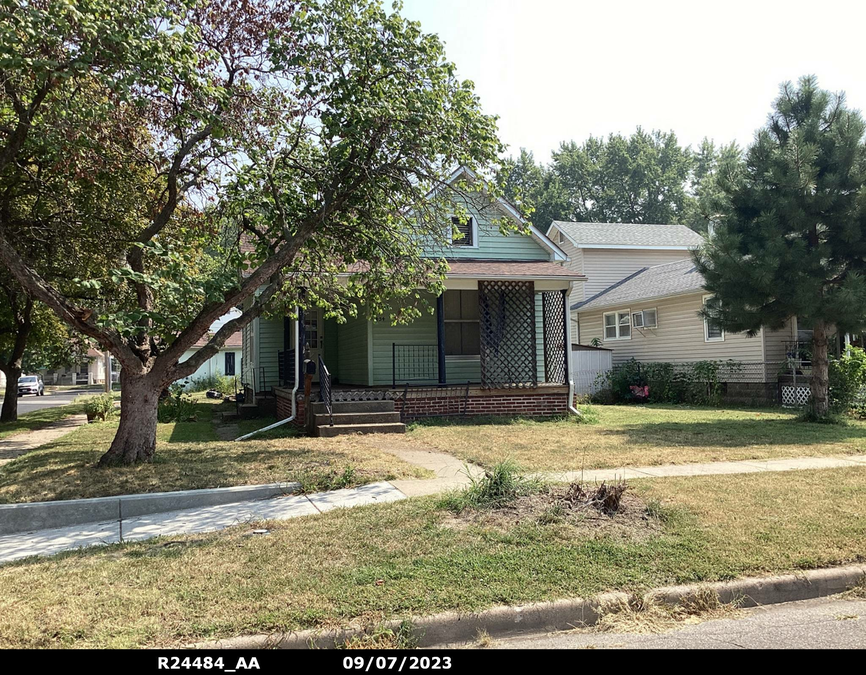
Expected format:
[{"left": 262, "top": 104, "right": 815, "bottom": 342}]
[
  {"left": 177, "top": 331, "right": 242, "bottom": 387},
  {"left": 41, "top": 348, "right": 115, "bottom": 385},
  {"left": 546, "top": 221, "right": 705, "bottom": 339}
]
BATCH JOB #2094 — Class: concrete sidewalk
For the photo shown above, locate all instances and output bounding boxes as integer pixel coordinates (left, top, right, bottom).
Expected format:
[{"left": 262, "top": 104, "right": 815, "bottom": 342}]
[
  {"left": 0, "top": 413, "right": 87, "bottom": 466},
  {"left": 2, "top": 451, "right": 865, "bottom": 565},
  {"left": 0, "top": 481, "right": 405, "bottom": 564}
]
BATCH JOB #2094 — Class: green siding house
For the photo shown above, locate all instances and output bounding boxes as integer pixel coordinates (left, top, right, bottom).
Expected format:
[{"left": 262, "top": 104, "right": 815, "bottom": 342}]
[{"left": 240, "top": 167, "right": 585, "bottom": 425}]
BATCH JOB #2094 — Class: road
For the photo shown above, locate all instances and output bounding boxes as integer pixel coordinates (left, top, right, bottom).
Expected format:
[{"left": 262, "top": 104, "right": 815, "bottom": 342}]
[
  {"left": 0, "top": 388, "right": 101, "bottom": 414},
  {"left": 484, "top": 596, "right": 866, "bottom": 649}
]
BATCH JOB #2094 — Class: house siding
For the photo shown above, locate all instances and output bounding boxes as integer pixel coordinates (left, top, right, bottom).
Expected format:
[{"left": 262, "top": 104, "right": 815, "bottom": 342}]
[
  {"left": 580, "top": 248, "right": 695, "bottom": 301},
  {"left": 423, "top": 194, "right": 550, "bottom": 261},
  {"left": 577, "top": 292, "right": 764, "bottom": 365},
  {"left": 257, "top": 317, "right": 283, "bottom": 391},
  {"left": 178, "top": 348, "right": 243, "bottom": 385},
  {"left": 337, "top": 313, "right": 370, "bottom": 386}
]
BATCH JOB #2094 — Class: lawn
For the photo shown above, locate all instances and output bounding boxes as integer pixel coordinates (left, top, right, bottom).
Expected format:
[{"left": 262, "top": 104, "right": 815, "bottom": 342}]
[
  {"left": 0, "top": 466, "right": 863, "bottom": 648},
  {"left": 0, "top": 401, "right": 87, "bottom": 440},
  {"left": 0, "top": 398, "right": 429, "bottom": 503},
  {"left": 406, "top": 404, "right": 866, "bottom": 472}
]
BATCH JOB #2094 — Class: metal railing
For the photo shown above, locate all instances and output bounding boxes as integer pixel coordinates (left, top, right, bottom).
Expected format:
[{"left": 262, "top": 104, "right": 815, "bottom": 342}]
[
  {"left": 318, "top": 355, "right": 333, "bottom": 427},
  {"left": 392, "top": 343, "right": 439, "bottom": 387}
]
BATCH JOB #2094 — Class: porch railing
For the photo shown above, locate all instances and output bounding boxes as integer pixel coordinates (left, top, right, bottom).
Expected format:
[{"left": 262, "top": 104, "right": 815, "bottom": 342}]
[
  {"left": 318, "top": 355, "right": 333, "bottom": 427},
  {"left": 392, "top": 343, "right": 438, "bottom": 387}
]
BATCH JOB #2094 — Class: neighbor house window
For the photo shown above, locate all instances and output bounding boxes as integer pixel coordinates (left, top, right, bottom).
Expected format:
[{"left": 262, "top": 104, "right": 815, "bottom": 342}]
[
  {"left": 443, "top": 290, "right": 480, "bottom": 356},
  {"left": 451, "top": 216, "right": 474, "bottom": 246},
  {"left": 603, "top": 310, "right": 631, "bottom": 340},
  {"left": 703, "top": 295, "right": 724, "bottom": 342},
  {"left": 558, "top": 231, "right": 567, "bottom": 244},
  {"left": 224, "top": 352, "right": 236, "bottom": 376}
]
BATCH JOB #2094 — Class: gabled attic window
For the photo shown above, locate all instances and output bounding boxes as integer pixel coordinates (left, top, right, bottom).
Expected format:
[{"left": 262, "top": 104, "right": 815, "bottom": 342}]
[
  {"left": 451, "top": 216, "right": 474, "bottom": 246},
  {"left": 558, "top": 231, "right": 566, "bottom": 245}
]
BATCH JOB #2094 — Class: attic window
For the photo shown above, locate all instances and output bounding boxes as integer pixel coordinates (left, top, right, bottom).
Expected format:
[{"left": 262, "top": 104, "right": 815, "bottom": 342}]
[
  {"left": 451, "top": 216, "right": 474, "bottom": 246},
  {"left": 559, "top": 231, "right": 566, "bottom": 244}
]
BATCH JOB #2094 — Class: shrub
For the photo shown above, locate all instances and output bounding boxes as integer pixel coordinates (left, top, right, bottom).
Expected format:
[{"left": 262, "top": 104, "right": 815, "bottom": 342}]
[
  {"left": 829, "top": 346, "right": 866, "bottom": 412},
  {"left": 158, "top": 384, "right": 198, "bottom": 423},
  {"left": 81, "top": 394, "right": 116, "bottom": 422},
  {"left": 598, "top": 358, "right": 735, "bottom": 406},
  {"left": 185, "top": 373, "right": 238, "bottom": 395}
]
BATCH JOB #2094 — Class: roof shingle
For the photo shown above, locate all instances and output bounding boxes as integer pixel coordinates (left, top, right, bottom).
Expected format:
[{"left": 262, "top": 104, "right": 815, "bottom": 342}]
[
  {"left": 552, "top": 221, "right": 704, "bottom": 248},
  {"left": 574, "top": 258, "right": 704, "bottom": 311}
]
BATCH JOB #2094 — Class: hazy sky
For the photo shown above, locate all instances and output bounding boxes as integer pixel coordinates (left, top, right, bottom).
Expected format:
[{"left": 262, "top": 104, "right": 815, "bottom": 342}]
[{"left": 399, "top": 0, "right": 866, "bottom": 162}]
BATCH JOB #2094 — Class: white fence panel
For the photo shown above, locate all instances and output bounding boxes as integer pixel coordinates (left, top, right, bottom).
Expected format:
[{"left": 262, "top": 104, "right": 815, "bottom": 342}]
[{"left": 572, "top": 346, "right": 612, "bottom": 396}]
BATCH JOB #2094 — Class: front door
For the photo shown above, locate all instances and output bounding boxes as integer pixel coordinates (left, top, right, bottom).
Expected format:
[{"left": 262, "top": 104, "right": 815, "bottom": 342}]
[{"left": 303, "top": 308, "right": 324, "bottom": 383}]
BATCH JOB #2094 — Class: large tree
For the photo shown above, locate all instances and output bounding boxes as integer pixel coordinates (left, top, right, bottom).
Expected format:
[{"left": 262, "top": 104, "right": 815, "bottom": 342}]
[
  {"left": 695, "top": 76, "right": 866, "bottom": 417},
  {"left": 0, "top": 0, "right": 503, "bottom": 463}
]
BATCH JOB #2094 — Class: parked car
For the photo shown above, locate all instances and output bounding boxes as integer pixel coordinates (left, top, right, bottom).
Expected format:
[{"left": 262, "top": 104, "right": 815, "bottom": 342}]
[{"left": 17, "top": 375, "right": 45, "bottom": 396}]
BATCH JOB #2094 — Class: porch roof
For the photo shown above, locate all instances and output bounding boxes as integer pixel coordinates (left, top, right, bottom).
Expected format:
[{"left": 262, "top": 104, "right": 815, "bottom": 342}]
[{"left": 342, "top": 259, "right": 585, "bottom": 281}]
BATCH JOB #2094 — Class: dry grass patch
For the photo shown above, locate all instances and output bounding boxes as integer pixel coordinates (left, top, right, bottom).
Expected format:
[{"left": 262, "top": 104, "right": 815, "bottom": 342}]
[
  {"left": 0, "top": 467, "right": 863, "bottom": 648},
  {"left": 0, "top": 400, "right": 429, "bottom": 503},
  {"left": 407, "top": 405, "right": 866, "bottom": 472}
]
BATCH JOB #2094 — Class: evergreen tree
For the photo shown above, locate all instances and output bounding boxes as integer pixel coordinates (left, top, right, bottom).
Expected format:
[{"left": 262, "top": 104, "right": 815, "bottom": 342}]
[{"left": 695, "top": 76, "right": 866, "bottom": 417}]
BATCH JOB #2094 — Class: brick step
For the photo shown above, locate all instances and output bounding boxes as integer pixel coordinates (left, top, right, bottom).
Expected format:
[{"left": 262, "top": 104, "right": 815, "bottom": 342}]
[
  {"left": 314, "top": 422, "right": 406, "bottom": 437},
  {"left": 313, "top": 411, "right": 401, "bottom": 426},
  {"left": 310, "top": 400, "right": 395, "bottom": 414}
]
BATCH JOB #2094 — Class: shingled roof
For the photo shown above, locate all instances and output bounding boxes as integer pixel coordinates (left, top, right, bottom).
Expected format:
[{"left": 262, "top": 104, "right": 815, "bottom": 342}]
[
  {"left": 574, "top": 258, "right": 704, "bottom": 311},
  {"left": 551, "top": 221, "right": 704, "bottom": 249}
]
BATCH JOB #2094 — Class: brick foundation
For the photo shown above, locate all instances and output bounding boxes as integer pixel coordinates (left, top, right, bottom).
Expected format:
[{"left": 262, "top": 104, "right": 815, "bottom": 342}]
[{"left": 274, "top": 386, "right": 573, "bottom": 424}]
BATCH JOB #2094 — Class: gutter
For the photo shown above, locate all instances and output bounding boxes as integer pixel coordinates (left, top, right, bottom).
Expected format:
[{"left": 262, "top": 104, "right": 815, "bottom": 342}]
[{"left": 235, "top": 307, "right": 300, "bottom": 441}]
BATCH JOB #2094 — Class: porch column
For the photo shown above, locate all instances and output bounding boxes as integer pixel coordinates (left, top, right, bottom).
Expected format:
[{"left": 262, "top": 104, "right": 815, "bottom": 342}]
[{"left": 436, "top": 293, "right": 446, "bottom": 384}]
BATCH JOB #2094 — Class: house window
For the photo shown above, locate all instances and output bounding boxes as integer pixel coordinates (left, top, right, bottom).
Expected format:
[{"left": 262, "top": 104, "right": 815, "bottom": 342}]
[
  {"left": 443, "top": 290, "right": 480, "bottom": 356},
  {"left": 451, "top": 216, "right": 474, "bottom": 246},
  {"left": 703, "top": 295, "right": 724, "bottom": 342},
  {"left": 558, "top": 231, "right": 567, "bottom": 245},
  {"left": 224, "top": 352, "right": 236, "bottom": 376},
  {"left": 632, "top": 308, "right": 658, "bottom": 329},
  {"left": 603, "top": 310, "right": 631, "bottom": 340}
]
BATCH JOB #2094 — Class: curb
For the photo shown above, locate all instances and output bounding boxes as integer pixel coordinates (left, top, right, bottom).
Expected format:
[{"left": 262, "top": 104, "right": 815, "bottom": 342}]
[
  {"left": 193, "top": 564, "right": 866, "bottom": 650},
  {"left": 0, "top": 482, "right": 300, "bottom": 535}
]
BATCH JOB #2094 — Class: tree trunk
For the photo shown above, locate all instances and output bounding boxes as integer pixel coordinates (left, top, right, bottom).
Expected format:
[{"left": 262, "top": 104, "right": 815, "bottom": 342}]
[
  {"left": 97, "top": 371, "right": 159, "bottom": 465},
  {"left": 0, "top": 365, "right": 22, "bottom": 423},
  {"left": 810, "top": 320, "right": 833, "bottom": 418}
]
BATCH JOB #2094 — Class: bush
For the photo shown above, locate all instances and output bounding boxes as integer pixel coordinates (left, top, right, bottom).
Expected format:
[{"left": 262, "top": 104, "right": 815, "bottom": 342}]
[
  {"left": 185, "top": 373, "right": 238, "bottom": 395},
  {"left": 158, "top": 384, "right": 198, "bottom": 423},
  {"left": 829, "top": 346, "right": 866, "bottom": 412},
  {"left": 81, "top": 394, "right": 116, "bottom": 422},
  {"left": 597, "top": 358, "right": 736, "bottom": 406}
]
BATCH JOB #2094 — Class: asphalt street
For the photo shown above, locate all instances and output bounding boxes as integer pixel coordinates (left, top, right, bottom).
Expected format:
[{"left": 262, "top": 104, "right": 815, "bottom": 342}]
[
  {"left": 0, "top": 388, "right": 100, "bottom": 414},
  {"left": 484, "top": 596, "right": 866, "bottom": 649}
]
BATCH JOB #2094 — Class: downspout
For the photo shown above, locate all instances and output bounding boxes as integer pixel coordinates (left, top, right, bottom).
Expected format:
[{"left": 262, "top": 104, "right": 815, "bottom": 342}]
[
  {"left": 564, "top": 281, "right": 582, "bottom": 417},
  {"left": 235, "top": 307, "right": 300, "bottom": 441}
]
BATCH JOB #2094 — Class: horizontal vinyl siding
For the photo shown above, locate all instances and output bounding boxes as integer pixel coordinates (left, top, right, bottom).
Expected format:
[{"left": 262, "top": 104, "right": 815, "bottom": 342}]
[
  {"left": 577, "top": 292, "right": 764, "bottom": 365},
  {"left": 582, "top": 248, "right": 694, "bottom": 300},
  {"left": 372, "top": 306, "right": 437, "bottom": 386},
  {"left": 258, "top": 317, "right": 283, "bottom": 391},
  {"left": 423, "top": 194, "right": 550, "bottom": 261},
  {"left": 337, "top": 314, "right": 370, "bottom": 386}
]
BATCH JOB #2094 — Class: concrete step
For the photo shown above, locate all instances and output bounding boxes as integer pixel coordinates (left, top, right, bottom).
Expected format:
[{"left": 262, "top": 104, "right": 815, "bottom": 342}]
[
  {"left": 310, "top": 400, "right": 395, "bottom": 414},
  {"left": 313, "top": 411, "right": 401, "bottom": 426},
  {"left": 314, "top": 422, "right": 406, "bottom": 437}
]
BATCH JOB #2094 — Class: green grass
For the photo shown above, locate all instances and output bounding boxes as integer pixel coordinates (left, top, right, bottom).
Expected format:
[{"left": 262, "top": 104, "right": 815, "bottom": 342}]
[
  {"left": 0, "top": 466, "right": 863, "bottom": 648},
  {"left": 0, "top": 398, "right": 429, "bottom": 503},
  {"left": 406, "top": 404, "right": 866, "bottom": 471},
  {"left": 0, "top": 402, "right": 87, "bottom": 440}
]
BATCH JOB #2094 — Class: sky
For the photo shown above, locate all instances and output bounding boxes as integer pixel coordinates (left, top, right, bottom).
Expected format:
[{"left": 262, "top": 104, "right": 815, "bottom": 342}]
[{"left": 399, "top": 0, "right": 866, "bottom": 162}]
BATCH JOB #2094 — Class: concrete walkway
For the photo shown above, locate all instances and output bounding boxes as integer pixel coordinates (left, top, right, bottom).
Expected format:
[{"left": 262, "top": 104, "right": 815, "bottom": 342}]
[
  {"left": 0, "top": 481, "right": 404, "bottom": 564},
  {"left": 2, "top": 451, "right": 865, "bottom": 565},
  {"left": 0, "top": 413, "right": 87, "bottom": 466}
]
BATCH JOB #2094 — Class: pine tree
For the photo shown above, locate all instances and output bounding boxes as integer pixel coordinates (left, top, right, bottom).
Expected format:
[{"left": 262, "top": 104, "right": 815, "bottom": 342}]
[{"left": 695, "top": 76, "right": 866, "bottom": 417}]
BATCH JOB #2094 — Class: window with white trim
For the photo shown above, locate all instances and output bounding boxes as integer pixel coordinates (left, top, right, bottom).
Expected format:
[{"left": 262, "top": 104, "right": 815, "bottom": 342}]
[
  {"left": 603, "top": 310, "right": 631, "bottom": 340},
  {"left": 451, "top": 216, "right": 474, "bottom": 246},
  {"left": 703, "top": 295, "right": 724, "bottom": 341},
  {"left": 558, "top": 230, "right": 566, "bottom": 244}
]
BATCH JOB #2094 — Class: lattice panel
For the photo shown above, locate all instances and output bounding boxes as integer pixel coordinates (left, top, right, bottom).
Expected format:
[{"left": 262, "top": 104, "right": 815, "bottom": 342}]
[
  {"left": 781, "top": 385, "right": 811, "bottom": 408},
  {"left": 478, "top": 280, "right": 537, "bottom": 389},
  {"left": 542, "top": 290, "right": 568, "bottom": 384}
]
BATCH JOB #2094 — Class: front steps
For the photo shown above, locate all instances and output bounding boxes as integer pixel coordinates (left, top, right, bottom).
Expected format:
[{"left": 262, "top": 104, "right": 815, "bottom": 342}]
[{"left": 309, "top": 400, "right": 405, "bottom": 437}]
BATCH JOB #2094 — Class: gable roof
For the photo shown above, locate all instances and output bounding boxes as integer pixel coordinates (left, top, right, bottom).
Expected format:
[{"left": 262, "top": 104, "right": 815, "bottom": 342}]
[
  {"left": 574, "top": 258, "right": 704, "bottom": 311},
  {"left": 190, "top": 331, "right": 242, "bottom": 349},
  {"left": 550, "top": 221, "right": 704, "bottom": 250},
  {"left": 446, "top": 166, "right": 568, "bottom": 262}
]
